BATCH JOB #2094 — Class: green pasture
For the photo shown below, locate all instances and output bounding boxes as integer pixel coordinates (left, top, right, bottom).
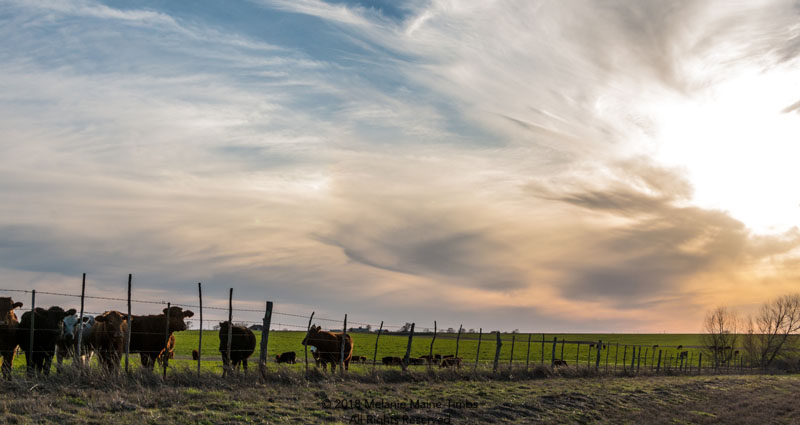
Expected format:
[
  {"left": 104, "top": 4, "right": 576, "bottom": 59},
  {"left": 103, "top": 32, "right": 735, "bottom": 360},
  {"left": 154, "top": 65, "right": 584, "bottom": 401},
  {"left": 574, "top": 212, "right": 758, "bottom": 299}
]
[{"left": 8, "top": 331, "right": 721, "bottom": 375}]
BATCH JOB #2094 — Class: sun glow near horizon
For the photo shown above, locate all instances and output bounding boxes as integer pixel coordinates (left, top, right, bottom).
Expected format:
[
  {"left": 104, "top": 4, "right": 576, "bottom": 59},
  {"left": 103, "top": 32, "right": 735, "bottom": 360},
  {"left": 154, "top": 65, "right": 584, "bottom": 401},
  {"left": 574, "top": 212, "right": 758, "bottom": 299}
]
[{"left": 651, "top": 63, "right": 800, "bottom": 235}]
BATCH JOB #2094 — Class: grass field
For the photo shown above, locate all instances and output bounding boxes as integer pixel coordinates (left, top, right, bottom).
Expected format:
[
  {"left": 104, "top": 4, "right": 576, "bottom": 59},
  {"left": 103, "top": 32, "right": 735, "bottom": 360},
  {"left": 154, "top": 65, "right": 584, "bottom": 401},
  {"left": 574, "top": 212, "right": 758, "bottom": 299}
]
[
  {"left": 8, "top": 331, "right": 719, "bottom": 376},
  {"left": 1, "top": 370, "right": 798, "bottom": 424}
]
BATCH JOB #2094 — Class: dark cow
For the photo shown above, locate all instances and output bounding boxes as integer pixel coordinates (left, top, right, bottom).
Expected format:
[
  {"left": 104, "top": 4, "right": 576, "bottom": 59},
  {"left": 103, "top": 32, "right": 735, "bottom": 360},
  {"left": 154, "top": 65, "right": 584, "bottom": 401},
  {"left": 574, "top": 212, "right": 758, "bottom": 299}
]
[
  {"left": 17, "top": 306, "right": 76, "bottom": 376},
  {"left": 409, "top": 357, "right": 426, "bottom": 366},
  {"left": 0, "top": 298, "right": 23, "bottom": 379},
  {"left": 86, "top": 311, "right": 127, "bottom": 371},
  {"left": 275, "top": 351, "right": 296, "bottom": 364},
  {"left": 553, "top": 360, "right": 568, "bottom": 367},
  {"left": 382, "top": 356, "right": 402, "bottom": 366},
  {"left": 192, "top": 349, "right": 199, "bottom": 361},
  {"left": 440, "top": 357, "right": 462, "bottom": 368},
  {"left": 356, "top": 355, "right": 367, "bottom": 363},
  {"left": 218, "top": 321, "right": 256, "bottom": 376},
  {"left": 128, "top": 306, "right": 193, "bottom": 369},
  {"left": 301, "top": 325, "right": 353, "bottom": 373}
]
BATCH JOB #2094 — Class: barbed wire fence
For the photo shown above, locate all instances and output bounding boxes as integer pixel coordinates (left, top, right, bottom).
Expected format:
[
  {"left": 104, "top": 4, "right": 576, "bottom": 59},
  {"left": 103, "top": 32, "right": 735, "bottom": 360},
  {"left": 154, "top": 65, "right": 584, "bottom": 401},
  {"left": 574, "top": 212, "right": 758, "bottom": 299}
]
[{"left": 0, "top": 273, "right": 757, "bottom": 380}]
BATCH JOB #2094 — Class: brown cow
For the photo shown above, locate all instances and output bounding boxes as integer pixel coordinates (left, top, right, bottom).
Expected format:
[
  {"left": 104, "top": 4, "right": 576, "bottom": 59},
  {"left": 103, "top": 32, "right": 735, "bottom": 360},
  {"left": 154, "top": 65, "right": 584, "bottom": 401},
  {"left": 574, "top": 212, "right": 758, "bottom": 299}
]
[
  {"left": 219, "top": 322, "right": 256, "bottom": 376},
  {"left": 129, "top": 306, "right": 194, "bottom": 369},
  {"left": 301, "top": 325, "right": 353, "bottom": 373},
  {"left": 157, "top": 333, "right": 175, "bottom": 368},
  {"left": 440, "top": 357, "right": 462, "bottom": 368},
  {"left": 382, "top": 356, "right": 402, "bottom": 366},
  {"left": 87, "top": 310, "right": 127, "bottom": 371},
  {"left": 0, "top": 298, "right": 22, "bottom": 379}
]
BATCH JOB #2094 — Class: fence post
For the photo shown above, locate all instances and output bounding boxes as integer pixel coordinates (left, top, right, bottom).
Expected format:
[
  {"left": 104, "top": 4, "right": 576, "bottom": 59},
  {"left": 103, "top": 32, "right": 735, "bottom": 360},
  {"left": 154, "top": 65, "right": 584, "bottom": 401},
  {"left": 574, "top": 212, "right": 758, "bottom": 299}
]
[
  {"left": 550, "top": 337, "right": 557, "bottom": 369},
  {"left": 304, "top": 312, "right": 315, "bottom": 375},
  {"left": 614, "top": 342, "right": 619, "bottom": 373},
  {"left": 622, "top": 345, "right": 627, "bottom": 371},
  {"left": 163, "top": 302, "right": 171, "bottom": 379},
  {"left": 657, "top": 350, "right": 662, "bottom": 373},
  {"left": 525, "top": 334, "right": 532, "bottom": 371},
  {"left": 259, "top": 301, "right": 272, "bottom": 377},
  {"left": 225, "top": 288, "right": 233, "bottom": 377},
  {"left": 197, "top": 282, "right": 202, "bottom": 376},
  {"left": 605, "top": 341, "right": 610, "bottom": 372},
  {"left": 576, "top": 342, "right": 580, "bottom": 366},
  {"left": 630, "top": 346, "right": 636, "bottom": 372},
  {"left": 455, "top": 325, "right": 462, "bottom": 359},
  {"left": 428, "top": 321, "right": 437, "bottom": 370},
  {"left": 698, "top": 353, "right": 702, "bottom": 374},
  {"left": 595, "top": 340, "right": 602, "bottom": 370},
  {"left": 76, "top": 273, "right": 86, "bottom": 365},
  {"left": 474, "top": 328, "right": 482, "bottom": 372},
  {"left": 27, "top": 289, "right": 35, "bottom": 375},
  {"left": 540, "top": 334, "right": 545, "bottom": 365},
  {"left": 402, "top": 323, "right": 415, "bottom": 371},
  {"left": 493, "top": 332, "right": 502, "bottom": 373},
  {"left": 372, "top": 321, "right": 383, "bottom": 370},
  {"left": 636, "top": 346, "right": 641, "bottom": 373},
  {"left": 124, "top": 274, "right": 132, "bottom": 374},
  {"left": 509, "top": 334, "right": 515, "bottom": 370},
  {"left": 340, "top": 314, "right": 347, "bottom": 375}
]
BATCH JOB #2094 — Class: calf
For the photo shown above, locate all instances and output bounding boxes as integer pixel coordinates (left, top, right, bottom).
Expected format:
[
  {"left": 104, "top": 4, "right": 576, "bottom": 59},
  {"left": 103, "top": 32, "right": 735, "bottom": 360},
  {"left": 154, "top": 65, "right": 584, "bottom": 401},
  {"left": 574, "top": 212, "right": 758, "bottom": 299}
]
[
  {"left": 440, "top": 357, "right": 462, "bottom": 368},
  {"left": 17, "top": 306, "right": 77, "bottom": 376},
  {"left": 87, "top": 311, "right": 127, "bottom": 371},
  {"left": 129, "top": 306, "right": 193, "bottom": 370},
  {"left": 0, "top": 298, "right": 23, "bottom": 379},
  {"left": 409, "top": 357, "right": 426, "bottom": 366},
  {"left": 301, "top": 325, "right": 353, "bottom": 373},
  {"left": 56, "top": 315, "right": 95, "bottom": 367},
  {"left": 275, "top": 351, "right": 296, "bottom": 364},
  {"left": 219, "top": 321, "right": 256, "bottom": 376}
]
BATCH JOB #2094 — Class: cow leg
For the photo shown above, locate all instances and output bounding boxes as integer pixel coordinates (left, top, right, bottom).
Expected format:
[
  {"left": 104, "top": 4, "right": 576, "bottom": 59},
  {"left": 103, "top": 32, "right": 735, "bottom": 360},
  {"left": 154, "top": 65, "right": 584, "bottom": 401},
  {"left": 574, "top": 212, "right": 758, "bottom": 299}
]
[
  {"left": 1, "top": 352, "right": 11, "bottom": 380},
  {"left": 345, "top": 358, "right": 350, "bottom": 371},
  {"left": 330, "top": 361, "right": 336, "bottom": 374},
  {"left": 242, "top": 359, "right": 248, "bottom": 373}
]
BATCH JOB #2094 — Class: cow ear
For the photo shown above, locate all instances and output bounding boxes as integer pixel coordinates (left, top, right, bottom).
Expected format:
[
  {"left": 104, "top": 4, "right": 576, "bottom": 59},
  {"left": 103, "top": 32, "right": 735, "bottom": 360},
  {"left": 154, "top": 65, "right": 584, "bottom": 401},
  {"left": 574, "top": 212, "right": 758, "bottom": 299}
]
[
  {"left": 82, "top": 316, "right": 91, "bottom": 323},
  {"left": 95, "top": 315, "right": 107, "bottom": 323},
  {"left": 162, "top": 308, "right": 169, "bottom": 315},
  {"left": 183, "top": 310, "right": 194, "bottom": 318},
  {"left": 65, "top": 309, "right": 77, "bottom": 316},
  {"left": 11, "top": 302, "right": 22, "bottom": 309},
  {"left": 219, "top": 322, "right": 225, "bottom": 328}
]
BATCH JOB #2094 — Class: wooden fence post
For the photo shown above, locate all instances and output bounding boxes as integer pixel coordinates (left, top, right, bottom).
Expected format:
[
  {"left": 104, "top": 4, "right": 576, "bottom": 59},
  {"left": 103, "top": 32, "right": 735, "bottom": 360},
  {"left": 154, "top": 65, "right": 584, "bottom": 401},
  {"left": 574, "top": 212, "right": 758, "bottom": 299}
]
[
  {"left": 27, "top": 289, "right": 35, "bottom": 375},
  {"left": 124, "top": 274, "right": 132, "bottom": 374},
  {"left": 402, "top": 323, "right": 415, "bottom": 371},
  {"left": 605, "top": 341, "right": 610, "bottom": 372},
  {"left": 474, "top": 328, "right": 482, "bottom": 372},
  {"left": 540, "top": 334, "right": 545, "bottom": 365},
  {"left": 304, "top": 312, "right": 315, "bottom": 375},
  {"left": 225, "top": 288, "right": 233, "bottom": 377},
  {"left": 428, "top": 321, "right": 437, "bottom": 370},
  {"left": 576, "top": 342, "right": 581, "bottom": 366},
  {"left": 259, "top": 301, "right": 272, "bottom": 377},
  {"left": 525, "top": 334, "right": 532, "bottom": 371},
  {"left": 630, "top": 346, "right": 636, "bottom": 371},
  {"left": 455, "top": 325, "right": 462, "bottom": 359},
  {"left": 340, "top": 314, "right": 348, "bottom": 375},
  {"left": 614, "top": 342, "right": 619, "bottom": 373},
  {"left": 595, "top": 340, "right": 602, "bottom": 370},
  {"left": 493, "top": 332, "right": 502, "bottom": 373},
  {"left": 698, "top": 353, "right": 702, "bottom": 374},
  {"left": 636, "top": 346, "right": 641, "bottom": 373},
  {"left": 657, "top": 350, "right": 662, "bottom": 373},
  {"left": 197, "top": 282, "right": 202, "bottom": 376},
  {"left": 509, "top": 334, "right": 515, "bottom": 370},
  {"left": 372, "top": 321, "right": 383, "bottom": 370},
  {"left": 76, "top": 273, "right": 86, "bottom": 365},
  {"left": 162, "top": 302, "right": 171, "bottom": 379},
  {"left": 550, "top": 337, "right": 557, "bottom": 369},
  {"left": 622, "top": 345, "right": 627, "bottom": 371}
]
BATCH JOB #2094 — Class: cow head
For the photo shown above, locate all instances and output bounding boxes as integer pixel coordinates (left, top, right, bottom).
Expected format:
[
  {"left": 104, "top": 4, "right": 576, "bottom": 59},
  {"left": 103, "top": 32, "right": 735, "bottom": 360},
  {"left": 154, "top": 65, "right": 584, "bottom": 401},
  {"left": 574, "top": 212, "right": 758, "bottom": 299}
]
[
  {"left": 163, "top": 306, "right": 194, "bottom": 332},
  {"left": 39, "top": 306, "right": 77, "bottom": 337},
  {"left": 95, "top": 311, "right": 127, "bottom": 339},
  {"left": 301, "top": 324, "right": 322, "bottom": 346},
  {"left": 0, "top": 297, "right": 23, "bottom": 327},
  {"left": 61, "top": 314, "right": 80, "bottom": 345}
]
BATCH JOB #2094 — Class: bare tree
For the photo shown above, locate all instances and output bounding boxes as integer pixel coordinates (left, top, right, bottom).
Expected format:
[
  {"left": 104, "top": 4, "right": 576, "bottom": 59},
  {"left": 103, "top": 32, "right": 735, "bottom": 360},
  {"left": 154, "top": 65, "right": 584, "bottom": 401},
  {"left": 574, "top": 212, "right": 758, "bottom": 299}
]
[
  {"left": 702, "top": 306, "right": 739, "bottom": 369},
  {"left": 743, "top": 294, "right": 800, "bottom": 368}
]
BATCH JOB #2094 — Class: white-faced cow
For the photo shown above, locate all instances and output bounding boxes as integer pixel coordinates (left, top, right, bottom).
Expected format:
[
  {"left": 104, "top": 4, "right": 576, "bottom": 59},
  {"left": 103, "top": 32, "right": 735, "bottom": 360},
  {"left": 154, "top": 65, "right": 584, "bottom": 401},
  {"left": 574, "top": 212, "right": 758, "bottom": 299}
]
[{"left": 301, "top": 325, "right": 353, "bottom": 373}]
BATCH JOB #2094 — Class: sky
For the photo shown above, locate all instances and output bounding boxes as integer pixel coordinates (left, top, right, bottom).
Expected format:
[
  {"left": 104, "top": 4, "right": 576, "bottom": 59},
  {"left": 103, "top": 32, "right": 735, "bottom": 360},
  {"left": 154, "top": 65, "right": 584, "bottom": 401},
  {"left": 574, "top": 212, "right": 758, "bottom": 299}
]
[{"left": 1, "top": 0, "right": 799, "bottom": 333}]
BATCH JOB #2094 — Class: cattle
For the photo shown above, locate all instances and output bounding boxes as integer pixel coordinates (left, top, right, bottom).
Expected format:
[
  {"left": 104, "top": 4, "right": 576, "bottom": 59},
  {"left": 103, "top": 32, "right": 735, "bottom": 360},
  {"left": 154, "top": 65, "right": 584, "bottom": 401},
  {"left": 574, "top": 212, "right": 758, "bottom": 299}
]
[
  {"left": 157, "top": 333, "right": 175, "bottom": 368},
  {"left": 301, "top": 325, "right": 353, "bottom": 373},
  {"left": 440, "top": 357, "right": 462, "bottom": 368},
  {"left": 275, "top": 351, "right": 296, "bottom": 364},
  {"left": 192, "top": 349, "right": 199, "bottom": 361},
  {"left": 311, "top": 346, "right": 320, "bottom": 366},
  {"left": 17, "top": 306, "right": 76, "bottom": 376},
  {"left": 408, "top": 357, "right": 426, "bottom": 366},
  {"left": 218, "top": 321, "right": 256, "bottom": 376},
  {"left": 553, "top": 360, "right": 569, "bottom": 367},
  {"left": 128, "top": 306, "right": 193, "bottom": 370},
  {"left": 56, "top": 314, "right": 95, "bottom": 367},
  {"left": 0, "top": 297, "right": 23, "bottom": 379},
  {"left": 86, "top": 311, "right": 127, "bottom": 371},
  {"left": 382, "top": 356, "right": 402, "bottom": 366},
  {"left": 678, "top": 351, "right": 689, "bottom": 359},
  {"left": 420, "top": 354, "right": 436, "bottom": 364}
]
